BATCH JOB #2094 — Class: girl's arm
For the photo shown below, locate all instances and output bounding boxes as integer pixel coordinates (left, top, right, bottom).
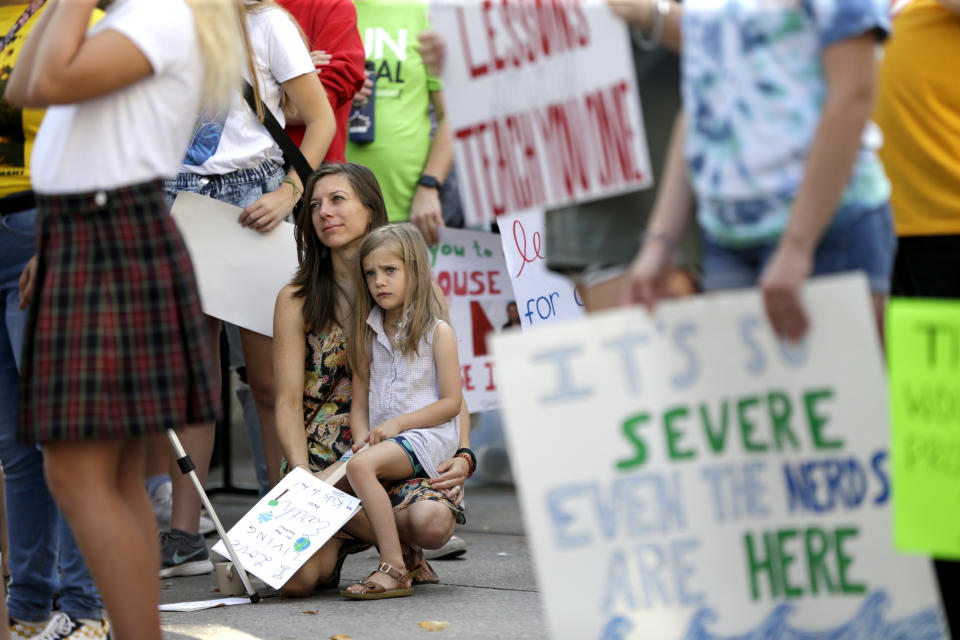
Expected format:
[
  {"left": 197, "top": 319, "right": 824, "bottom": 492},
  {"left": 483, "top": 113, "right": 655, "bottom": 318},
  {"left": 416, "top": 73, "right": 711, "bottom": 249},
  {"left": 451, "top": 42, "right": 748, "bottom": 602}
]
[
  {"left": 759, "top": 32, "right": 879, "bottom": 341},
  {"left": 273, "top": 286, "right": 311, "bottom": 469},
  {"left": 6, "top": 0, "right": 153, "bottom": 108},
  {"left": 367, "top": 322, "right": 462, "bottom": 444},
  {"left": 608, "top": 0, "right": 683, "bottom": 52},
  {"left": 409, "top": 90, "right": 453, "bottom": 246},
  {"left": 239, "top": 70, "right": 336, "bottom": 233},
  {"left": 349, "top": 369, "right": 370, "bottom": 450},
  {"left": 622, "top": 112, "right": 695, "bottom": 310}
]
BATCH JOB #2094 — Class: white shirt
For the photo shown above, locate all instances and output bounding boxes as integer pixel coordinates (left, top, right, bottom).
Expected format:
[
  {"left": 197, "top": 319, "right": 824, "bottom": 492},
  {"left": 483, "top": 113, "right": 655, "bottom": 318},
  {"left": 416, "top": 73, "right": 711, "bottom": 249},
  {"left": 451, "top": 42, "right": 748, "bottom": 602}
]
[
  {"left": 31, "top": 0, "right": 203, "bottom": 194},
  {"left": 178, "top": 8, "right": 314, "bottom": 175},
  {"left": 366, "top": 308, "right": 460, "bottom": 479}
]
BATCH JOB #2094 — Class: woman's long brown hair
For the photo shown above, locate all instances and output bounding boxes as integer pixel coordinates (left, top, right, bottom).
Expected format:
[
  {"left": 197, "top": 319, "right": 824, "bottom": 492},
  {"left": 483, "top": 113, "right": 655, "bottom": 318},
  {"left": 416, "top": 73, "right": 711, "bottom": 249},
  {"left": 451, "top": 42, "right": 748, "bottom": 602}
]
[{"left": 291, "top": 163, "right": 389, "bottom": 334}]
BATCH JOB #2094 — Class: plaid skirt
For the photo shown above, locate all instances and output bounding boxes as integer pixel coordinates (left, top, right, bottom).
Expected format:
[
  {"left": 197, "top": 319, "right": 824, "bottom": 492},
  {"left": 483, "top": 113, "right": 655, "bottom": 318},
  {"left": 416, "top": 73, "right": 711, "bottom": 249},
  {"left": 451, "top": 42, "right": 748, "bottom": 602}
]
[{"left": 18, "top": 181, "right": 219, "bottom": 443}]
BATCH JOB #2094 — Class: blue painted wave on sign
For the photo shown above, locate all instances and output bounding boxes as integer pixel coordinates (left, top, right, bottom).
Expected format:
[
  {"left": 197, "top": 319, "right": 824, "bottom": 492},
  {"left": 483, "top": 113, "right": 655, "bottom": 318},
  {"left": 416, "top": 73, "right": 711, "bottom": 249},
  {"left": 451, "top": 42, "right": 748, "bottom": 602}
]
[{"left": 679, "top": 591, "right": 945, "bottom": 640}]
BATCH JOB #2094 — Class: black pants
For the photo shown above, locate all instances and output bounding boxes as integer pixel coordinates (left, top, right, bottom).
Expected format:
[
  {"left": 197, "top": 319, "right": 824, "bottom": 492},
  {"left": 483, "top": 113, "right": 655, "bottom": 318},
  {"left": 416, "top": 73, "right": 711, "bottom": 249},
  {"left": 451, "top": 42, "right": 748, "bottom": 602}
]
[{"left": 892, "top": 234, "right": 960, "bottom": 634}]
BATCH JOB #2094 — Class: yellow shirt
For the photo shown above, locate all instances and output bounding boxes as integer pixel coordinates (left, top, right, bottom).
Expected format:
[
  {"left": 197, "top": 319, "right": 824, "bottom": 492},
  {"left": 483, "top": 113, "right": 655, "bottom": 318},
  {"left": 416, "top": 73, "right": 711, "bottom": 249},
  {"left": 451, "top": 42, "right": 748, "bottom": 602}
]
[
  {"left": 874, "top": 1, "right": 960, "bottom": 236},
  {"left": 0, "top": 4, "right": 46, "bottom": 198}
]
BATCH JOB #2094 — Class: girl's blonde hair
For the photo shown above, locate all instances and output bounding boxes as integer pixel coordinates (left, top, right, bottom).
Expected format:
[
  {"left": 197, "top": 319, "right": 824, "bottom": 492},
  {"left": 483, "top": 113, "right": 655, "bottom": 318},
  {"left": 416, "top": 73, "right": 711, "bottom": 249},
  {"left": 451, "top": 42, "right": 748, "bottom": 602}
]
[
  {"left": 238, "top": 0, "right": 310, "bottom": 122},
  {"left": 184, "top": 0, "right": 245, "bottom": 108},
  {"left": 348, "top": 224, "right": 448, "bottom": 378}
]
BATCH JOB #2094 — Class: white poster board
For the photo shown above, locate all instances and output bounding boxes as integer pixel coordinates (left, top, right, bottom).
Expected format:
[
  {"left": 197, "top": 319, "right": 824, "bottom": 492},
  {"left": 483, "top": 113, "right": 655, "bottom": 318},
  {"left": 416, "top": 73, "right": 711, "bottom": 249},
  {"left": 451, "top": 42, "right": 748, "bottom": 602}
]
[
  {"left": 491, "top": 274, "right": 947, "bottom": 639},
  {"left": 432, "top": 227, "right": 511, "bottom": 412},
  {"left": 499, "top": 208, "right": 584, "bottom": 330},
  {"left": 431, "top": 0, "right": 652, "bottom": 225},
  {"left": 170, "top": 191, "right": 298, "bottom": 337},
  {"left": 211, "top": 468, "right": 361, "bottom": 590}
]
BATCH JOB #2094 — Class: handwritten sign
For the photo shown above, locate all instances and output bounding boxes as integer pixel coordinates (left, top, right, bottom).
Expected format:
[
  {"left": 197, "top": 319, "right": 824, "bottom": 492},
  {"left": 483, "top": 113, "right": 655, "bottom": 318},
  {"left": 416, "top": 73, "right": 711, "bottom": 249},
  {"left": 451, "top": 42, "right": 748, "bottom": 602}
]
[
  {"left": 431, "top": 0, "right": 652, "bottom": 225},
  {"left": 432, "top": 227, "right": 511, "bottom": 412},
  {"left": 499, "top": 208, "right": 584, "bottom": 330},
  {"left": 170, "top": 191, "right": 298, "bottom": 337},
  {"left": 492, "top": 274, "right": 947, "bottom": 639},
  {"left": 211, "top": 468, "right": 361, "bottom": 590},
  {"left": 888, "top": 298, "right": 960, "bottom": 559}
]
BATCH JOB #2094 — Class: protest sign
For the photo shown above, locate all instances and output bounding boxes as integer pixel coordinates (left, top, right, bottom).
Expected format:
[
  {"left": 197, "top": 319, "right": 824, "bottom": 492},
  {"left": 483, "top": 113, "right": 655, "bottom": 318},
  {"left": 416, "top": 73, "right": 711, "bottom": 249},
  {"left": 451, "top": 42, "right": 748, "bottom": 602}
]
[
  {"left": 492, "top": 274, "right": 947, "bottom": 639},
  {"left": 171, "top": 191, "right": 297, "bottom": 337},
  {"left": 433, "top": 227, "right": 511, "bottom": 411},
  {"left": 888, "top": 298, "right": 960, "bottom": 559},
  {"left": 211, "top": 468, "right": 361, "bottom": 590},
  {"left": 430, "top": 0, "right": 652, "bottom": 225},
  {"left": 499, "top": 208, "right": 584, "bottom": 329}
]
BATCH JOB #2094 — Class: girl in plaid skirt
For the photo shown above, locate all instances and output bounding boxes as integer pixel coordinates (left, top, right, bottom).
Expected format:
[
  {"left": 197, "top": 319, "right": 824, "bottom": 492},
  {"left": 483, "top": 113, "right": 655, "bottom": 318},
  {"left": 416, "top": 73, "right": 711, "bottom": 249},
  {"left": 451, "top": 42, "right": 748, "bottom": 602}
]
[{"left": 6, "top": 1, "right": 244, "bottom": 638}]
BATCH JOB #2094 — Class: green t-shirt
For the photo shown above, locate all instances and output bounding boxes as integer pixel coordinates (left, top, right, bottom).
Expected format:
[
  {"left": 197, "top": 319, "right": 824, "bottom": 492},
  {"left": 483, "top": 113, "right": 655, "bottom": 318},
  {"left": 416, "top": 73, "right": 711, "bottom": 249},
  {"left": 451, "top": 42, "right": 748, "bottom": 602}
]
[{"left": 346, "top": 0, "right": 442, "bottom": 222}]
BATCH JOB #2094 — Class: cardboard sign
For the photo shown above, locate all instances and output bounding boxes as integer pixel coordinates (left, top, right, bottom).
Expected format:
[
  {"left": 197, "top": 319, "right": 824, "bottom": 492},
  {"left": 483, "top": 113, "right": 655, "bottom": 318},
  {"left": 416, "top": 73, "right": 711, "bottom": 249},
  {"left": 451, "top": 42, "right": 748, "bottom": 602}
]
[
  {"left": 492, "top": 274, "right": 947, "bottom": 639},
  {"left": 432, "top": 227, "right": 512, "bottom": 412},
  {"left": 211, "top": 468, "right": 361, "bottom": 590},
  {"left": 499, "top": 208, "right": 585, "bottom": 330},
  {"left": 170, "top": 191, "right": 298, "bottom": 337},
  {"left": 888, "top": 298, "right": 960, "bottom": 559},
  {"left": 431, "top": 0, "right": 652, "bottom": 225}
]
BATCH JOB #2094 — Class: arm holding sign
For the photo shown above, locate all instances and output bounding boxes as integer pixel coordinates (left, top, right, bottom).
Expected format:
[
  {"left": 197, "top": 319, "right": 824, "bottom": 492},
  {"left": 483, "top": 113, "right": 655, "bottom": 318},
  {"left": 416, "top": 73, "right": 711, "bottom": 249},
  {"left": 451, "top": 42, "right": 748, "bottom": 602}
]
[
  {"left": 409, "top": 90, "right": 454, "bottom": 246},
  {"left": 622, "top": 113, "right": 695, "bottom": 311}
]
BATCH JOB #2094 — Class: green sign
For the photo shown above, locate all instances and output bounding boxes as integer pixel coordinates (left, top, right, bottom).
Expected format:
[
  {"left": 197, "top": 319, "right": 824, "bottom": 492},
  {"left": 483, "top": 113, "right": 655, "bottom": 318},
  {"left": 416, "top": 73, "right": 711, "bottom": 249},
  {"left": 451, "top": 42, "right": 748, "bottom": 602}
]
[{"left": 888, "top": 298, "right": 960, "bottom": 558}]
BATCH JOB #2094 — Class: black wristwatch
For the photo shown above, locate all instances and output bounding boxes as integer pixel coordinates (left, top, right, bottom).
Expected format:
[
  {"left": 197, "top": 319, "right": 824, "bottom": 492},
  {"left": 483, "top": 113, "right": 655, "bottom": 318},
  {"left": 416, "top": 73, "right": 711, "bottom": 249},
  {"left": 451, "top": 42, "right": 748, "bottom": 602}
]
[{"left": 418, "top": 174, "right": 442, "bottom": 190}]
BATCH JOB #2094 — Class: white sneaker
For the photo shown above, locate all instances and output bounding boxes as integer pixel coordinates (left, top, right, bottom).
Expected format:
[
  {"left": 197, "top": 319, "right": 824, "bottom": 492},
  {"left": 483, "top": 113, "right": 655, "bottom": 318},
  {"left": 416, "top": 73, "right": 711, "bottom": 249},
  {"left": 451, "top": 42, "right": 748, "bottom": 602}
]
[
  {"left": 151, "top": 480, "right": 215, "bottom": 536},
  {"left": 424, "top": 535, "right": 467, "bottom": 560},
  {"left": 10, "top": 617, "right": 48, "bottom": 640},
  {"left": 36, "top": 612, "right": 110, "bottom": 640}
]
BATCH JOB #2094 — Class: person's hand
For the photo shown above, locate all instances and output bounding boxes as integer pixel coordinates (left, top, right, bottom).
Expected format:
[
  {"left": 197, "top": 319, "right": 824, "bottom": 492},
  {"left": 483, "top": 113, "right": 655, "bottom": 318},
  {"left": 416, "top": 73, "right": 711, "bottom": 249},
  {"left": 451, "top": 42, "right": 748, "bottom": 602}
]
[
  {"left": 608, "top": 0, "right": 653, "bottom": 26},
  {"left": 418, "top": 29, "right": 446, "bottom": 76},
  {"left": 18, "top": 255, "right": 38, "bottom": 310},
  {"left": 238, "top": 184, "right": 296, "bottom": 233},
  {"left": 311, "top": 50, "right": 332, "bottom": 69},
  {"left": 621, "top": 238, "right": 675, "bottom": 312},
  {"left": 352, "top": 75, "right": 373, "bottom": 106},
  {"left": 429, "top": 455, "right": 469, "bottom": 505},
  {"left": 367, "top": 418, "right": 403, "bottom": 445},
  {"left": 759, "top": 241, "right": 814, "bottom": 341},
  {"left": 410, "top": 185, "right": 444, "bottom": 246}
]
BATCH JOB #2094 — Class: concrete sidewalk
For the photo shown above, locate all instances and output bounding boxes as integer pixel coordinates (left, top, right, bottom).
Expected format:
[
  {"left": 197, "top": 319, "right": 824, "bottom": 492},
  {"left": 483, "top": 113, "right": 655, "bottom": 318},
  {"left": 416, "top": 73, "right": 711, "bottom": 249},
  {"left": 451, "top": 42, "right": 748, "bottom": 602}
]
[{"left": 158, "top": 484, "right": 546, "bottom": 640}]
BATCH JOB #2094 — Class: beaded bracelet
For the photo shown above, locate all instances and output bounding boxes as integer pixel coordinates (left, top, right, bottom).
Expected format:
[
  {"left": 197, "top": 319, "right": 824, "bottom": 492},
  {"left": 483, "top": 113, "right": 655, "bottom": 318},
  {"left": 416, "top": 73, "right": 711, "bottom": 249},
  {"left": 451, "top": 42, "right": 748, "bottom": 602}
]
[{"left": 455, "top": 452, "right": 475, "bottom": 478}]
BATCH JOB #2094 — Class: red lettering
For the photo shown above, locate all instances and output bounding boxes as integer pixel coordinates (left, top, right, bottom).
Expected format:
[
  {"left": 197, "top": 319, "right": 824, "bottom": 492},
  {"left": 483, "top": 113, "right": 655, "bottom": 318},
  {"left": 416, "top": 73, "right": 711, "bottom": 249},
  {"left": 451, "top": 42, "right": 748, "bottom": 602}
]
[
  {"left": 470, "top": 301, "right": 495, "bottom": 356},
  {"left": 512, "top": 218, "right": 545, "bottom": 278},
  {"left": 611, "top": 80, "right": 645, "bottom": 183},
  {"left": 585, "top": 89, "right": 618, "bottom": 187},
  {"left": 488, "top": 272, "right": 502, "bottom": 296},
  {"left": 482, "top": 1, "right": 506, "bottom": 71},
  {"left": 458, "top": 7, "right": 489, "bottom": 79},
  {"left": 572, "top": 0, "right": 590, "bottom": 47},
  {"left": 436, "top": 270, "right": 451, "bottom": 297},
  {"left": 462, "top": 364, "right": 475, "bottom": 391},
  {"left": 456, "top": 125, "right": 487, "bottom": 218},
  {"left": 484, "top": 361, "right": 497, "bottom": 392},
  {"left": 500, "top": 1, "right": 524, "bottom": 68},
  {"left": 470, "top": 270, "right": 486, "bottom": 295}
]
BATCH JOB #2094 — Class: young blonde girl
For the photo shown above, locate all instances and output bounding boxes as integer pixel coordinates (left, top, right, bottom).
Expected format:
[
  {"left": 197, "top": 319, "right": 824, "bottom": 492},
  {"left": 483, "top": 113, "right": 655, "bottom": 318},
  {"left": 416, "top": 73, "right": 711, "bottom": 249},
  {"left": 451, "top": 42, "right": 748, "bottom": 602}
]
[
  {"left": 6, "top": 1, "right": 243, "bottom": 637},
  {"left": 341, "top": 223, "right": 462, "bottom": 599}
]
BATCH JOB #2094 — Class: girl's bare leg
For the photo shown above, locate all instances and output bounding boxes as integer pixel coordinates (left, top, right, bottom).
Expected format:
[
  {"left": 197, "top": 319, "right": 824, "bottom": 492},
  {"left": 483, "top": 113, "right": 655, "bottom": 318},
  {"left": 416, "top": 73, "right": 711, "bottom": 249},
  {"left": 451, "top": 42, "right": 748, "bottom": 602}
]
[
  {"left": 45, "top": 438, "right": 162, "bottom": 640},
  {"left": 239, "top": 328, "right": 282, "bottom": 487},
  {"left": 343, "top": 443, "right": 414, "bottom": 591}
]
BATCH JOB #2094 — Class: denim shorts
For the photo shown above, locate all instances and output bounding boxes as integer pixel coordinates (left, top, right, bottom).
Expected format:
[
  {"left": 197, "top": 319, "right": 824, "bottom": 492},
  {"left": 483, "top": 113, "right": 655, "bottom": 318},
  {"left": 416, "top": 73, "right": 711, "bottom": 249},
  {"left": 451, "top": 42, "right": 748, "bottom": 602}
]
[
  {"left": 338, "top": 434, "right": 427, "bottom": 478},
  {"left": 701, "top": 204, "right": 896, "bottom": 294},
  {"left": 163, "top": 160, "right": 286, "bottom": 211}
]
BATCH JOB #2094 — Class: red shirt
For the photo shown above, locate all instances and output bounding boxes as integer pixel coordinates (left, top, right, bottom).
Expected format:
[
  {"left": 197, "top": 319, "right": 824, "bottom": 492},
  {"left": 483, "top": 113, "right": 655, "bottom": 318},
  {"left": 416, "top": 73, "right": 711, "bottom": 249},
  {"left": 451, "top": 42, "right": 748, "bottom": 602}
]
[{"left": 278, "top": 0, "right": 366, "bottom": 163}]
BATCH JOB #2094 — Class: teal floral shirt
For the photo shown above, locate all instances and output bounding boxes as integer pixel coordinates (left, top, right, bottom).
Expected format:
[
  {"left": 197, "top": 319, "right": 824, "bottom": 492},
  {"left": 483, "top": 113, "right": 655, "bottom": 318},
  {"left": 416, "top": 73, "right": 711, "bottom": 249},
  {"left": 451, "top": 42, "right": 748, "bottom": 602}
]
[{"left": 682, "top": 0, "right": 891, "bottom": 247}]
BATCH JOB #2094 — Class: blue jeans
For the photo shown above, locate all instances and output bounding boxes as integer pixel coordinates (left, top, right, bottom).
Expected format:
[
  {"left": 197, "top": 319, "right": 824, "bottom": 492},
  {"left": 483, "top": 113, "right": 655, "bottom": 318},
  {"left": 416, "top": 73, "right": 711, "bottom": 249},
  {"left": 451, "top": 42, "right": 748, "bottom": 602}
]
[
  {"left": 0, "top": 208, "right": 101, "bottom": 622},
  {"left": 701, "top": 205, "right": 896, "bottom": 294}
]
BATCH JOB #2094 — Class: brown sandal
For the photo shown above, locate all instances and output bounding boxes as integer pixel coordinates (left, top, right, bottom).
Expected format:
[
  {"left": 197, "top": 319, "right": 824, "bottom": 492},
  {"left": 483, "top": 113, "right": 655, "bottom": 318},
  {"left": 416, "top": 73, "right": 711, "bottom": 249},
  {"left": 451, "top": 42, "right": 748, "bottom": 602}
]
[{"left": 340, "top": 562, "right": 415, "bottom": 600}]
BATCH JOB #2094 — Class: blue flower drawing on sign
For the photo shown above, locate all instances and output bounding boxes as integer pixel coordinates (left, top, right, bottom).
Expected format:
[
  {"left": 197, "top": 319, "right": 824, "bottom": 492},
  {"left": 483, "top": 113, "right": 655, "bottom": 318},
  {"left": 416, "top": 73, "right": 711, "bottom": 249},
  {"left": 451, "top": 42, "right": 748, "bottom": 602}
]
[{"left": 257, "top": 512, "right": 273, "bottom": 524}]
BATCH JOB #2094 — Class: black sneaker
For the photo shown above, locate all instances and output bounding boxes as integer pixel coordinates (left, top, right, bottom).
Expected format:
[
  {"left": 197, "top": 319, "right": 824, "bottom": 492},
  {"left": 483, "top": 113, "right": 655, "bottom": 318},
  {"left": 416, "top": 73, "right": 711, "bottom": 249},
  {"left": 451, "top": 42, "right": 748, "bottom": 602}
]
[{"left": 159, "top": 528, "right": 214, "bottom": 577}]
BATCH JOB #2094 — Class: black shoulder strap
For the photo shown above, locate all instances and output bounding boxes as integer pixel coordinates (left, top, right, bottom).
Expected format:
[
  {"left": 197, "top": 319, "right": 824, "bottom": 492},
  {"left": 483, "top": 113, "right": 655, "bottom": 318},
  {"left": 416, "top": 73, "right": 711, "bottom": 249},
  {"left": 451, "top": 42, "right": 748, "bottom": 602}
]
[{"left": 242, "top": 81, "right": 314, "bottom": 186}]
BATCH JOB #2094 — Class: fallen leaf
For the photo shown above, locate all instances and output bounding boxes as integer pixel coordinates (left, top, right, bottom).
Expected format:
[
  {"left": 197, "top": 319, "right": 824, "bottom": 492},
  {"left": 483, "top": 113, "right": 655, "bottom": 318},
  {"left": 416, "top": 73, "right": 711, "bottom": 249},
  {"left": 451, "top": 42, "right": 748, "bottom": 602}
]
[
  {"left": 419, "top": 620, "right": 451, "bottom": 632},
  {"left": 301, "top": 610, "right": 319, "bottom": 615},
  {"left": 331, "top": 635, "right": 354, "bottom": 640}
]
